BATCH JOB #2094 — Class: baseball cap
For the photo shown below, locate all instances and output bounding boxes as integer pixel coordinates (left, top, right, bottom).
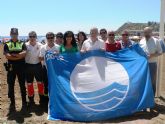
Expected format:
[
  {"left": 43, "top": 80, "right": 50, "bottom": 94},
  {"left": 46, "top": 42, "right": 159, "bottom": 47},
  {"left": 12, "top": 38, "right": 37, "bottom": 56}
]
[{"left": 10, "top": 28, "right": 18, "bottom": 35}]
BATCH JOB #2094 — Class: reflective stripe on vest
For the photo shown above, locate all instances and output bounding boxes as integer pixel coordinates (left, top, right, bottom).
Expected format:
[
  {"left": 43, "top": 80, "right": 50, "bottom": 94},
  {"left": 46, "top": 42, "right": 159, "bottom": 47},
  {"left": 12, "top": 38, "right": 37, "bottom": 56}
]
[{"left": 6, "top": 41, "right": 24, "bottom": 52}]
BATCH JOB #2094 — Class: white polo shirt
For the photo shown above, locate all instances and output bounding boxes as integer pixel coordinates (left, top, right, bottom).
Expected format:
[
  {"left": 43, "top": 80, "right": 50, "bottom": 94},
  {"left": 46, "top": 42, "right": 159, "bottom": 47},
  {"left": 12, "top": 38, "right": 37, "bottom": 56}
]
[
  {"left": 139, "top": 37, "right": 162, "bottom": 63},
  {"left": 81, "top": 38, "right": 105, "bottom": 51},
  {"left": 25, "top": 41, "right": 43, "bottom": 64},
  {"left": 39, "top": 43, "right": 60, "bottom": 66}
]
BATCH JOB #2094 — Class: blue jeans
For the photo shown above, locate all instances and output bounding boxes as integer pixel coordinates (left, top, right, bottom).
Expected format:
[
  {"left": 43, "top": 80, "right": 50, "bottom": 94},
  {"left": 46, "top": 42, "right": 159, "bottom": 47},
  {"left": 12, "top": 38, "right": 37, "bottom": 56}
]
[{"left": 149, "top": 62, "right": 157, "bottom": 96}]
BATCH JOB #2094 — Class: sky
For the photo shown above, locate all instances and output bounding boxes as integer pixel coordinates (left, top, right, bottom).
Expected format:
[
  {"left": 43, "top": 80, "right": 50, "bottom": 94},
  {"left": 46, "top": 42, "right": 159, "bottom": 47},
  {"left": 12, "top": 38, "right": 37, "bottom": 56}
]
[{"left": 0, "top": 0, "right": 161, "bottom": 36}]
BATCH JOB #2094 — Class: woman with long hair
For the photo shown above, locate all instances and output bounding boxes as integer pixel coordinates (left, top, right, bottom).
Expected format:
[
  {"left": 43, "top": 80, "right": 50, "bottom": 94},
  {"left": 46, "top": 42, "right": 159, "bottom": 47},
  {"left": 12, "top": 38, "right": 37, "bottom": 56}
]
[
  {"left": 60, "top": 31, "right": 78, "bottom": 53},
  {"left": 77, "top": 31, "right": 87, "bottom": 50}
]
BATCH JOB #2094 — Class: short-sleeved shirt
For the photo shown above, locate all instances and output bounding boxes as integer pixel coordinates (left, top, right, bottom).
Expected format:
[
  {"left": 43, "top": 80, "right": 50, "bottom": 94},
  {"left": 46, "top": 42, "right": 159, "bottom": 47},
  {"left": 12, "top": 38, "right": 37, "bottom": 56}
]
[
  {"left": 25, "top": 41, "right": 43, "bottom": 64},
  {"left": 59, "top": 44, "right": 78, "bottom": 53},
  {"left": 139, "top": 37, "right": 162, "bottom": 63},
  {"left": 39, "top": 43, "right": 60, "bottom": 66},
  {"left": 3, "top": 40, "right": 27, "bottom": 63},
  {"left": 105, "top": 41, "right": 121, "bottom": 52},
  {"left": 119, "top": 40, "right": 134, "bottom": 49},
  {"left": 81, "top": 38, "right": 104, "bottom": 51}
]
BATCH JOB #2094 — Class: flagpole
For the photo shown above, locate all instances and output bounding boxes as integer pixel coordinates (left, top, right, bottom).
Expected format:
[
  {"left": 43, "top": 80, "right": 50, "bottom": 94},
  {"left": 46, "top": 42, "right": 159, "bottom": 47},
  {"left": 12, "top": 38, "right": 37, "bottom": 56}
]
[
  {"left": 156, "top": 0, "right": 165, "bottom": 97},
  {"left": 159, "top": 0, "right": 165, "bottom": 40}
]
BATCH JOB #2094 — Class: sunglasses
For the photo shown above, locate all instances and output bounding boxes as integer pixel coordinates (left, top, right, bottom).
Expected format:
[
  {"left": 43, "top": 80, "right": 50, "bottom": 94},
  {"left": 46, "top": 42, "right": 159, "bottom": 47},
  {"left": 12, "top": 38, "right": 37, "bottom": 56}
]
[
  {"left": 108, "top": 34, "right": 115, "bottom": 36},
  {"left": 47, "top": 37, "right": 54, "bottom": 39},
  {"left": 100, "top": 32, "right": 106, "bottom": 34},
  {"left": 29, "top": 36, "right": 36, "bottom": 38},
  {"left": 122, "top": 34, "right": 128, "bottom": 36},
  {"left": 56, "top": 36, "right": 63, "bottom": 38}
]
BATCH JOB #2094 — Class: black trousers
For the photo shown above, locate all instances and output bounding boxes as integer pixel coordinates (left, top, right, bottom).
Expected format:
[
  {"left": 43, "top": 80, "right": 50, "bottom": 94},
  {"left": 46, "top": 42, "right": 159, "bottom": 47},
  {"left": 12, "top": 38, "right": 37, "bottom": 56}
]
[
  {"left": 7, "top": 63, "right": 26, "bottom": 103},
  {"left": 25, "top": 63, "right": 43, "bottom": 83},
  {"left": 42, "top": 65, "right": 48, "bottom": 94}
]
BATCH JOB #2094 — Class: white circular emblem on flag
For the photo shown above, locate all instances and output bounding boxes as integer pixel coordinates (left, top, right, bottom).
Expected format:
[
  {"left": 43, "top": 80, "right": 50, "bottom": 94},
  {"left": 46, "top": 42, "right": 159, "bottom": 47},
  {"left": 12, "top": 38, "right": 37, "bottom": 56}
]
[{"left": 70, "top": 56, "right": 129, "bottom": 111}]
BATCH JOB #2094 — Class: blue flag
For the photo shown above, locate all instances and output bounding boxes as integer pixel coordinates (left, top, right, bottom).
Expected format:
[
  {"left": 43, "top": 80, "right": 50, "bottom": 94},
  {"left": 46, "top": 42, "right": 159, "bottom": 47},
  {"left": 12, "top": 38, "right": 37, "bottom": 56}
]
[{"left": 46, "top": 44, "right": 154, "bottom": 122}]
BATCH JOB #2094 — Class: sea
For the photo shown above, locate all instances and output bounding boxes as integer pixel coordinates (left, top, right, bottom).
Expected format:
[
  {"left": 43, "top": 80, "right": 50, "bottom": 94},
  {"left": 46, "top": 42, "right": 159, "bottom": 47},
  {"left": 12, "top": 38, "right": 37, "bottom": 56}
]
[{"left": 0, "top": 36, "right": 46, "bottom": 43}]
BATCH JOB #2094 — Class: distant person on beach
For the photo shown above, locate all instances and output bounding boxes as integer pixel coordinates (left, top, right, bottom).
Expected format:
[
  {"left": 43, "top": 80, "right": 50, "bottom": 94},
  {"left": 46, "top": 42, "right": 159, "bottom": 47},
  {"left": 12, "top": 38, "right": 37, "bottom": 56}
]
[
  {"left": 25, "top": 31, "right": 45, "bottom": 107},
  {"left": 81, "top": 27, "right": 104, "bottom": 52},
  {"left": 41, "top": 39, "right": 46, "bottom": 45},
  {"left": 119, "top": 30, "right": 134, "bottom": 49},
  {"left": 55, "top": 32, "right": 63, "bottom": 45},
  {"left": 77, "top": 31, "right": 87, "bottom": 50},
  {"left": 3, "top": 28, "right": 27, "bottom": 111},
  {"left": 59, "top": 31, "right": 78, "bottom": 53},
  {"left": 139, "top": 27, "right": 162, "bottom": 95},
  {"left": 130, "top": 36, "right": 140, "bottom": 43},
  {"left": 105, "top": 31, "right": 121, "bottom": 52},
  {"left": 100, "top": 28, "right": 107, "bottom": 42}
]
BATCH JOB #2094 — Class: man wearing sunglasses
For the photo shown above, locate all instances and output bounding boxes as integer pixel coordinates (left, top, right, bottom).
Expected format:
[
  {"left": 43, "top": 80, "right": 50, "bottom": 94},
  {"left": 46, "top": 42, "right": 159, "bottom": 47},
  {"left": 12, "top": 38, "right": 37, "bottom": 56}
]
[
  {"left": 99, "top": 28, "right": 107, "bottom": 42},
  {"left": 3, "top": 28, "right": 27, "bottom": 112},
  {"left": 39, "top": 32, "right": 60, "bottom": 104},
  {"left": 25, "top": 31, "right": 45, "bottom": 107},
  {"left": 55, "top": 32, "right": 63, "bottom": 45},
  {"left": 120, "top": 30, "right": 134, "bottom": 49},
  {"left": 105, "top": 31, "right": 121, "bottom": 52}
]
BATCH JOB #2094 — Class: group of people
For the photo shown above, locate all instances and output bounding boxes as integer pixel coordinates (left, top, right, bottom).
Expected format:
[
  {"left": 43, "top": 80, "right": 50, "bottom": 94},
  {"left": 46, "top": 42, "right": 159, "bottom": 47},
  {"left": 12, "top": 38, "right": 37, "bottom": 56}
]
[{"left": 3, "top": 27, "right": 163, "bottom": 112}]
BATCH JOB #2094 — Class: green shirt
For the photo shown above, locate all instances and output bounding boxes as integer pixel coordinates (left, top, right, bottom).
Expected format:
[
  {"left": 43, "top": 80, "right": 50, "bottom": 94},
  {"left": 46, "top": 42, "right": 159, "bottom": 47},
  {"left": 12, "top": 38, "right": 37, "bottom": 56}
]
[{"left": 59, "top": 44, "right": 78, "bottom": 53}]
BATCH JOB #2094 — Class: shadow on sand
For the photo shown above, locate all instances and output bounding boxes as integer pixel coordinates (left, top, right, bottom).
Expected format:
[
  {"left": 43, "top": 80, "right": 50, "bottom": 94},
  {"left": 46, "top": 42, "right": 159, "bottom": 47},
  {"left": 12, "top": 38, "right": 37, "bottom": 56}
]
[{"left": 7, "top": 103, "right": 48, "bottom": 123}]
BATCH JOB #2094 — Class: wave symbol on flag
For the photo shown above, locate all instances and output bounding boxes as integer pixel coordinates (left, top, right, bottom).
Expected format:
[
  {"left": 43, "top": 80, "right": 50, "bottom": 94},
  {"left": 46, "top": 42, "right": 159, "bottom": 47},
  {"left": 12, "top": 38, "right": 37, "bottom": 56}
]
[{"left": 70, "top": 56, "right": 129, "bottom": 111}]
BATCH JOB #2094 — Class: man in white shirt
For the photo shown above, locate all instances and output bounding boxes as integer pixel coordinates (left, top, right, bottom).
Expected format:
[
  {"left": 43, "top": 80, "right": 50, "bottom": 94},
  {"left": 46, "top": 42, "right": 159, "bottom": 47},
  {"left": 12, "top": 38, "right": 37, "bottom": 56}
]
[
  {"left": 25, "top": 31, "right": 44, "bottom": 106},
  {"left": 81, "top": 27, "right": 104, "bottom": 52},
  {"left": 39, "top": 32, "right": 59, "bottom": 102},
  {"left": 139, "top": 27, "right": 162, "bottom": 95}
]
